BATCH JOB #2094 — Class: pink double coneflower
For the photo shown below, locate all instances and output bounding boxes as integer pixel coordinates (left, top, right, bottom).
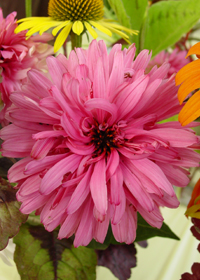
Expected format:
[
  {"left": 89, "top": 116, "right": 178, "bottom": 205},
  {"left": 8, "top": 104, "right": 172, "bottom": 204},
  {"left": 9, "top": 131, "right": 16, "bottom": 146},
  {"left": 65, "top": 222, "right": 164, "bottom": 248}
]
[
  {"left": 0, "top": 8, "right": 54, "bottom": 125},
  {"left": 1, "top": 40, "right": 200, "bottom": 247},
  {"left": 146, "top": 48, "right": 190, "bottom": 78}
]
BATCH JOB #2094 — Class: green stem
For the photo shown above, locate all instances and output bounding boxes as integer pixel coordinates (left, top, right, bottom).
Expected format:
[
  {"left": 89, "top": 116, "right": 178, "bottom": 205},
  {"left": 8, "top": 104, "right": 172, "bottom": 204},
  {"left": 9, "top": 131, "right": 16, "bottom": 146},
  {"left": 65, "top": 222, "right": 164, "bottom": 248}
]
[
  {"left": 25, "top": 0, "right": 32, "bottom": 17},
  {"left": 71, "top": 32, "right": 82, "bottom": 50}
]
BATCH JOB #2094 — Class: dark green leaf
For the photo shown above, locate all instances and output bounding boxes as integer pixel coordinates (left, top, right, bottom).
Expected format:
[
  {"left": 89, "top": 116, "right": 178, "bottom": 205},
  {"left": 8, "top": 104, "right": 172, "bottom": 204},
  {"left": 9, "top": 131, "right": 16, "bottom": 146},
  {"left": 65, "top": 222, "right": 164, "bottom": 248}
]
[
  {"left": 135, "top": 213, "right": 180, "bottom": 242},
  {"left": 142, "top": 0, "right": 200, "bottom": 56},
  {"left": 0, "top": 178, "right": 27, "bottom": 250},
  {"left": 14, "top": 224, "right": 97, "bottom": 280}
]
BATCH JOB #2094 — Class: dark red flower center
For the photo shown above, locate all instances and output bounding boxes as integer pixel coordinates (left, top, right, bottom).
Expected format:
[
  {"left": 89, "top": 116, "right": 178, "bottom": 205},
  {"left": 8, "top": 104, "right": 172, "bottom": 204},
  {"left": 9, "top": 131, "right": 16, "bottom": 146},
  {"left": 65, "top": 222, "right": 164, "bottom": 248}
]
[{"left": 90, "top": 121, "right": 117, "bottom": 156}]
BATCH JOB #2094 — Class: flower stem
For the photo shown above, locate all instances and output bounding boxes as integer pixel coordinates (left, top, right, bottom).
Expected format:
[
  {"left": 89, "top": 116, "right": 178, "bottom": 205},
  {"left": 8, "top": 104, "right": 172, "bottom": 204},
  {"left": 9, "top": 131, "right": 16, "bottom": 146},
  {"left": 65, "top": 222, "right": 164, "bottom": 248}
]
[
  {"left": 71, "top": 32, "right": 82, "bottom": 50},
  {"left": 25, "top": 0, "right": 32, "bottom": 17}
]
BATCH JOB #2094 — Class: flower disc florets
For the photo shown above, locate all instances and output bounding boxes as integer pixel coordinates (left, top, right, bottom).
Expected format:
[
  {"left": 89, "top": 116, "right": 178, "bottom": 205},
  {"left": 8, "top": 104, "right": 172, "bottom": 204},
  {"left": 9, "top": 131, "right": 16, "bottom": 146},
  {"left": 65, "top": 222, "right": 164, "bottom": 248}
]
[
  {"left": 48, "top": 0, "right": 104, "bottom": 21},
  {"left": 1, "top": 40, "right": 200, "bottom": 247}
]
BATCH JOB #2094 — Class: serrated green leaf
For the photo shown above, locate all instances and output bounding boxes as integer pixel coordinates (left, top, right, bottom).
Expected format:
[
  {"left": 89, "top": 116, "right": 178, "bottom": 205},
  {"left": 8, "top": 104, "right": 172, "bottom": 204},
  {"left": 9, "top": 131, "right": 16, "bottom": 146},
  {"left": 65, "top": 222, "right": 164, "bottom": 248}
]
[
  {"left": 142, "top": 0, "right": 200, "bottom": 56},
  {"left": 14, "top": 224, "right": 97, "bottom": 280},
  {"left": 0, "top": 178, "right": 28, "bottom": 250},
  {"left": 135, "top": 213, "right": 180, "bottom": 242}
]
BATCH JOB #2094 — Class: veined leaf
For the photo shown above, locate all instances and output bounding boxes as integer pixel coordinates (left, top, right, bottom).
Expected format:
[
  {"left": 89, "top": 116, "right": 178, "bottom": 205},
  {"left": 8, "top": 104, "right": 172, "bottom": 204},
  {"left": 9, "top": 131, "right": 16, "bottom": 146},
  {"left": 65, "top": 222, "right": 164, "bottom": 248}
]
[
  {"left": 14, "top": 225, "right": 97, "bottom": 280},
  {"left": 142, "top": 0, "right": 200, "bottom": 56},
  {"left": 0, "top": 178, "right": 27, "bottom": 250}
]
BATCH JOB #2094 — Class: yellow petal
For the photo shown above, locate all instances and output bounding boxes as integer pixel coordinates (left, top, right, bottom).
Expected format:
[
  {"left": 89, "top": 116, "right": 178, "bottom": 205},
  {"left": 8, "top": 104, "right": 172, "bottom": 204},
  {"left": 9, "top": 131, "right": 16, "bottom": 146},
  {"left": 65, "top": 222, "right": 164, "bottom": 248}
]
[
  {"left": 89, "top": 20, "right": 112, "bottom": 37},
  {"left": 177, "top": 73, "right": 200, "bottom": 104},
  {"left": 52, "top": 21, "right": 70, "bottom": 36},
  {"left": 54, "top": 22, "right": 73, "bottom": 52},
  {"left": 175, "top": 59, "right": 200, "bottom": 86},
  {"left": 17, "top": 17, "right": 49, "bottom": 23},
  {"left": 15, "top": 21, "right": 36, "bottom": 33},
  {"left": 186, "top": 42, "right": 200, "bottom": 57},
  {"left": 72, "top": 21, "right": 84, "bottom": 36},
  {"left": 84, "top": 22, "right": 98, "bottom": 39},
  {"left": 185, "top": 204, "right": 200, "bottom": 218},
  {"left": 103, "top": 22, "right": 139, "bottom": 35},
  {"left": 38, "top": 21, "right": 62, "bottom": 35},
  {"left": 100, "top": 24, "right": 131, "bottom": 44},
  {"left": 26, "top": 23, "right": 52, "bottom": 37},
  {"left": 178, "top": 90, "right": 200, "bottom": 126}
]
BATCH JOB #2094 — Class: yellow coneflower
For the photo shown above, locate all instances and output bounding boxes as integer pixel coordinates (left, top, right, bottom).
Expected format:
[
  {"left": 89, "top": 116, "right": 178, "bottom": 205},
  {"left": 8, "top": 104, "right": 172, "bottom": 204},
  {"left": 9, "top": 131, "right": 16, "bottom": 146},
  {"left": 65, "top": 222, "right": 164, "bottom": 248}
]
[
  {"left": 15, "top": 0, "right": 138, "bottom": 52},
  {"left": 176, "top": 42, "right": 200, "bottom": 126}
]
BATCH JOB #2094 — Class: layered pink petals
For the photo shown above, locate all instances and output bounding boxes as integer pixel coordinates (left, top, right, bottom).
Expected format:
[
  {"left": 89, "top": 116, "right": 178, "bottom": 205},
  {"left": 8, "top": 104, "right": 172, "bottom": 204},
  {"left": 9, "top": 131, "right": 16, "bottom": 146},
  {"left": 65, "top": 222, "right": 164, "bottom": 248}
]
[
  {"left": 1, "top": 40, "right": 200, "bottom": 247},
  {"left": 0, "top": 8, "right": 54, "bottom": 124}
]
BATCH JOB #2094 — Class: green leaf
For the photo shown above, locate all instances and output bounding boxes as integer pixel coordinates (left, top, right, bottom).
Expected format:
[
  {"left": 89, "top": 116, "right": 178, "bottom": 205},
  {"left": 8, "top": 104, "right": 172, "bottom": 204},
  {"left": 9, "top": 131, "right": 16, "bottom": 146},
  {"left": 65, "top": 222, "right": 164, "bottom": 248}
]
[
  {"left": 107, "top": 0, "right": 148, "bottom": 50},
  {"left": 142, "top": 0, "right": 200, "bottom": 56},
  {"left": 135, "top": 213, "right": 180, "bottom": 242},
  {"left": 121, "top": 0, "right": 148, "bottom": 50},
  {"left": 107, "top": 0, "right": 132, "bottom": 28},
  {"left": 0, "top": 178, "right": 28, "bottom": 250},
  {"left": 14, "top": 224, "right": 97, "bottom": 280}
]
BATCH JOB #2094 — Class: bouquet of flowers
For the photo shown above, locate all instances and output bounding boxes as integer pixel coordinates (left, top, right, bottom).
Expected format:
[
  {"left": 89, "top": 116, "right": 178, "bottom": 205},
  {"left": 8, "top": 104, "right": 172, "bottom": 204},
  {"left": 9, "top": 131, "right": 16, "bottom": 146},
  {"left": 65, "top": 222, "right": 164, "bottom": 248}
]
[{"left": 1, "top": 0, "right": 200, "bottom": 279}]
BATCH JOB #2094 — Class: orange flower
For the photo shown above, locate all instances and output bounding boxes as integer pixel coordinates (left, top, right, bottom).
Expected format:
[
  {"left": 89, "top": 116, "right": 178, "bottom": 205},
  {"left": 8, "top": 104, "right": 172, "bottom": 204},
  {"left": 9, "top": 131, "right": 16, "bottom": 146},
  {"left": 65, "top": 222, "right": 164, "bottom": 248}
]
[
  {"left": 175, "top": 42, "right": 200, "bottom": 126},
  {"left": 185, "top": 178, "right": 200, "bottom": 218}
]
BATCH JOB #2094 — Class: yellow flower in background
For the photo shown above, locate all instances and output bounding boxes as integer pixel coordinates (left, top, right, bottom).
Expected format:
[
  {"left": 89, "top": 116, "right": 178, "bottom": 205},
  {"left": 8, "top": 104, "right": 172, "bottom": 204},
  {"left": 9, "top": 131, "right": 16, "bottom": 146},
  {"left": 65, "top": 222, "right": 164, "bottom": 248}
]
[
  {"left": 176, "top": 42, "right": 200, "bottom": 126},
  {"left": 15, "top": 0, "right": 138, "bottom": 52},
  {"left": 185, "top": 178, "right": 200, "bottom": 219}
]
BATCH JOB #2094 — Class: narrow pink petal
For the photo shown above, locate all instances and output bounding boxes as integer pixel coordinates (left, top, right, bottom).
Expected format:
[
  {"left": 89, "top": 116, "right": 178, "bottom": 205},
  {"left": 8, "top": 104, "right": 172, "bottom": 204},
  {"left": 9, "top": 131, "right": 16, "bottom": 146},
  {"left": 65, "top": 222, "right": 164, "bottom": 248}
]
[
  {"left": 90, "top": 159, "right": 107, "bottom": 215},
  {"left": 58, "top": 211, "right": 81, "bottom": 239},
  {"left": 31, "top": 138, "right": 55, "bottom": 159},
  {"left": 150, "top": 128, "right": 198, "bottom": 147},
  {"left": 73, "top": 197, "right": 94, "bottom": 247},
  {"left": 66, "top": 167, "right": 92, "bottom": 214},
  {"left": 93, "top": 203, "right": 110, "bottom": 243},
  {"left": 110, "top": 166, "right": 123, "bottom": 205},
  {"left": 20, "top": 192, "right": 52, "bottom": 214},
  {"left": 27, "top": 69, "right": 53, "bottom": 98},
  {"left": 10, "top": 109, "right": 58, "bottom": 125},
  {"left": 111, "top": 206, "right": 129, "bottom": 243},
  {"left": 106, "top": 149, "right": 120, "bottom": 181},
  {"left": 24, "top": 154, "right": 67, "bottom": 175},
  {"left": 151, "top": 192, "right": 179, "bottom": 208},
  {"left": 85, "top": 98, "right": 118, "bottom": 124},
  {"left": 131, "top": 159, "right": 175, "bottom": 196},
  {"left": 157, "top": 162, "right": 190, "bottom": 187},
  {"left": 93, "top": 57, "right": 106, "bottom": 98},
  {"left": 18, "top": 175, "right": 41, "bottom": 197},
  {"left": 40, "top": 154, "right": 82, "bottom": 195},
  {"left": 8, "top": 157, "right": 32, "bottom": 182},
  {"left": 126, "top": 206, "right": 137, "bottom": 244},
  {"left": 111, "top": 187, "right": 126, "bottom": 225},
  {"left": 107, "top": 51, "right": 124, "bottom": 96},
  {"left": 32, "top": 130, "right": 66, "bottom": 140},
  {"left": 46, "top": 56, "right": 67, "bottom": 90},
  {"left": 121, "top": 162, "right": 154, "bottom": 212}
]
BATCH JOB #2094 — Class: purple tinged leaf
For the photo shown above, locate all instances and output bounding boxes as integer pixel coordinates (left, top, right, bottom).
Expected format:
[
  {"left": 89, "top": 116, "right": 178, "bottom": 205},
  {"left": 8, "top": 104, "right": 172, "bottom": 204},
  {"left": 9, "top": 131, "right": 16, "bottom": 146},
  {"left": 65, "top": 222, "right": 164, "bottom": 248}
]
[
  {"left": 14, "top": 224, "right": 97, "bottom": 280},
  {"left": 97, "top": 244, "right": 137, "bottom": 280},
  {"left": 0, "top": 177, "right": 28, "bottom": 250}
]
